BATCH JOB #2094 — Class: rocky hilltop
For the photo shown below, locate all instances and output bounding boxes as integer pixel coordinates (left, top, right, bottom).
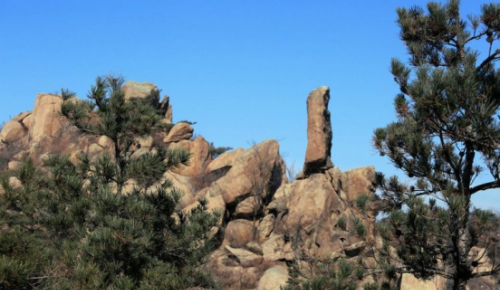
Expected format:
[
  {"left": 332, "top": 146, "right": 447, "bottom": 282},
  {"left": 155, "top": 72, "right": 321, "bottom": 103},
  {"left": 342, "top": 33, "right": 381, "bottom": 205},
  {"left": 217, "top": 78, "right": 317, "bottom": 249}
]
[{"left": 0, "top": 82, "right": 495, "bottom": 290}]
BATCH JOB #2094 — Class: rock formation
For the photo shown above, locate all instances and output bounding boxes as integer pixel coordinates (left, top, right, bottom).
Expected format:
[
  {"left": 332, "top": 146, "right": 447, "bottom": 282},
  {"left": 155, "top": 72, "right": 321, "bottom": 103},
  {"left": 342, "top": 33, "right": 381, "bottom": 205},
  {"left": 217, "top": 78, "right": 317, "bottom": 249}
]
[
  {"left": 0, "top": 84, "right": 493, "bottom": 290},
  {"left": 300, "top": 86, "right": 333, "bottom": 178}
]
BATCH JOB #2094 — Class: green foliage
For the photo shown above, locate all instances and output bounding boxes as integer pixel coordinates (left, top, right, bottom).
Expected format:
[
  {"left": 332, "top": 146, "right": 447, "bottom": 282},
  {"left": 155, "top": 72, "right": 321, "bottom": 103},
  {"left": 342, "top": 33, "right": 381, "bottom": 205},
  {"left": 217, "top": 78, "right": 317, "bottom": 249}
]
[
  {"left": 61, "top": 75, "right": 172, "bottom": 194},
  {"left": 373, "top": 1, "right": 500, "bottom": 288},
  {"left": 282, "top": 258, "right": 363, "bottom": 290},
  {"left": 336, "top": 216, "right": 347, "bottom": 231},
  {"left": 0, "top": 154, "right": 220, "bottom": 290},
  {"left": 352, "top": 217, "right": 366, "bottom": 237},
  {"left": 355, "top": 194, "right": 370, "bottom": 213},
  {"left": 0, "top": 76, "right": 220, "bottom": 289},
  {"left": 208, "top": 142, "right": 233, "bottom": 159}
]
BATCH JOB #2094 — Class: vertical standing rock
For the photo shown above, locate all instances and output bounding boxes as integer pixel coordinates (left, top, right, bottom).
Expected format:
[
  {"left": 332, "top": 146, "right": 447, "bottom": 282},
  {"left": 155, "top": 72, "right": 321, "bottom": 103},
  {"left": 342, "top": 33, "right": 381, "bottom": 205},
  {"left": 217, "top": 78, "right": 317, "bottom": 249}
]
[{"left": 300, "top": 86, "right": 333, "bottom": 177}]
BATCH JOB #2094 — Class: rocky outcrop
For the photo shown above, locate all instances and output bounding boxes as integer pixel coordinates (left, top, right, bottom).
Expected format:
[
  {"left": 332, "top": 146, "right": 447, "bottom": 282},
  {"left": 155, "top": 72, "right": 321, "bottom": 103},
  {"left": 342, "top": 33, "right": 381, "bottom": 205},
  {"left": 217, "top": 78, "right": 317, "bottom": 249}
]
[
  {"left": 300, "top": 86, "right": 333, "bottom": 177},
  {"left": 0, "top": 83, "right": 403, "bottom": 290},
  {"left": 122, "top": 81, "right": 159, "bottom": 101},
  {"left": 29, "top": 94, "right": 65, "bottom": 143}
]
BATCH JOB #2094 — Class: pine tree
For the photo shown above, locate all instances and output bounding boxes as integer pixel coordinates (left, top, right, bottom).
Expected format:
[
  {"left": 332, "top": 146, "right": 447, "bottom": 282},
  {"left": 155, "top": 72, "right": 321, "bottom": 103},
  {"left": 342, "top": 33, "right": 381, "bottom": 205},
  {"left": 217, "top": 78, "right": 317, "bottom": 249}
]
[
  {"left": 60, "top": 75, "right": 183, "bottom": 194},
  {"left": 373, "top": 1, "right": 500, "bottom": 289},
  {"left": 0, "top": 76, "right": 221, "bottom": 289}
]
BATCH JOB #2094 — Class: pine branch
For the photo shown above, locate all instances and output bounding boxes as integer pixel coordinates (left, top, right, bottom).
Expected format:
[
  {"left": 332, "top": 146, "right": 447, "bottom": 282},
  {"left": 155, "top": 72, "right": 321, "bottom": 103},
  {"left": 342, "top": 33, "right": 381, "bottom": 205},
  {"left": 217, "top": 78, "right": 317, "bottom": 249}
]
[{"left": 477, "top": 49, "right": 500, "bottom": 72}]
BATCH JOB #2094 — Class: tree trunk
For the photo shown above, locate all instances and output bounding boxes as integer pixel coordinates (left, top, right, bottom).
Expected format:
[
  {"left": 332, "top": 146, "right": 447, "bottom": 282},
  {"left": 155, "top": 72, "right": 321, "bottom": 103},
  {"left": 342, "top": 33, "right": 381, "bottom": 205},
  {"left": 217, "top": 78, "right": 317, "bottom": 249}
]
[{"left": 451, "top": 276, "right": 467, "bottom": 290}]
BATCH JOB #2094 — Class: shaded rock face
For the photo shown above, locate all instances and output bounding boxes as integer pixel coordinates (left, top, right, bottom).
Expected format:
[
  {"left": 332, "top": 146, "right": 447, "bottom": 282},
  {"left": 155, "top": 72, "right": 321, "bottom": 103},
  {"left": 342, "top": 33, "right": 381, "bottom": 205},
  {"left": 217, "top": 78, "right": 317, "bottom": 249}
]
[{"left": 301, "top": 86, "right": 333, "bottom": 177}]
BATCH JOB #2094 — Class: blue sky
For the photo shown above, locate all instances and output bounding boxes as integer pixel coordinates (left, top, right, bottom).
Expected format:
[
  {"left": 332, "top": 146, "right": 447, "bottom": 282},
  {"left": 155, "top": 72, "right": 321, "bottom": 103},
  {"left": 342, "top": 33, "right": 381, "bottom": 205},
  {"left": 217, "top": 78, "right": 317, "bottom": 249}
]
[{"left": 1, "top": 0, "right": 499, "bottom": 210}]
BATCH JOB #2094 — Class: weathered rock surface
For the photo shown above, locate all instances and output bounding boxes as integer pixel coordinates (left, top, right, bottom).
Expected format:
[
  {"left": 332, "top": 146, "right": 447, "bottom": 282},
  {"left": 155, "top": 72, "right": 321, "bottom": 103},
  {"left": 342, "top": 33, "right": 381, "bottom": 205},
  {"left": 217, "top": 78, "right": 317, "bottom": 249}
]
[
  {"left": 0, "top": 120, "right": 27, "bottom": 143},
  {"left": 341, "top": 166, "right": 376, "bottom": 203},
  {"left": 206, "top": 148, "right": 244, "bottom": 173},
  {"left": 224, "top": 219, "right": 256, "bottom": 248},
  {"left": 122, "top": 81, "right": 158, "bottom": 101},
  {"left": 211, "top": 140, "right": 285, "bottom": 206},
  {"left": 257, "top": 266, "right": 288, "bottom": 290},
  {"left": 6, "top": 83, "right": 477, "bottom": 290},
  {"left": 163, "top": 122, "right": 194, "bottom": 143},
  {"left": 29, "top": 94, "right": 65, "bottom": 143},
  {"left": 399, "top": 274, "right": 448, "bottom": 290},
  {"left": 301, "top": 86, "right": 333, "bottom": 177},
  {"left": 169, "top": 136, "right": 211, "bottom": 176},
  {"left": 224, "top": 245, "right": 263, "bottom": 268}
]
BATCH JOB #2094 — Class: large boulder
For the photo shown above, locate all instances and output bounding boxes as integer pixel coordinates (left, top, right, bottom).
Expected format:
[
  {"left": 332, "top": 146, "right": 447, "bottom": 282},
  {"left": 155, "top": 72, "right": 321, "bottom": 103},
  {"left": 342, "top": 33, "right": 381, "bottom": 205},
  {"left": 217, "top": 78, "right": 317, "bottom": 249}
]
[
  {"left": 0, "top": 120, "right": 27, "bottom": 143},
  {"left": 283, "top": 173, "right": 343, "bottom": 232},
  {"left": 257, "top": 266, "right": 289, "bottom": 290},
  {"left": 301, "top": 86, "right": 333, "bottom": 177},
  {"left": 122, "top": 81, "right": 159, "bottom": 101},
  {"left": 206, "top": 140, "right": 286, "bottom": 207},
  {"left": 29, "top": 94, "right": 65, "bottom": 143},
  {"left": 341, "top": 166, "right": 376, "bottom": 202},
  {"left": 224, "top": 219, "right": 256, "bottom": 248}
]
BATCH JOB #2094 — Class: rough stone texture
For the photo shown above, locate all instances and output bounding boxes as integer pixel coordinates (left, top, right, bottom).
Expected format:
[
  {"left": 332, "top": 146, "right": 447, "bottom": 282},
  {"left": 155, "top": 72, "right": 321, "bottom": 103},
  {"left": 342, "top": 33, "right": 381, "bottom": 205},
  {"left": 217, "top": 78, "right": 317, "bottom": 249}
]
[
  {"left": 284, "top": 173, "right": 340, "bottom": 232},
  {"left": 0, "top": 85, "right": 391, "bottom": 290},
  {"left": 223, "top": 219, "right": 256, "bottom": 248},
  {"left": 163, "top": 123, "right": 194, "bottom": 143},
  {"left": 169, "top": 136, "right": 211, "bottom": 176},
  {"left": 29, "top": 94, "right": 65, "bottom": 143},
  {"left": 0, "top": 120, "right": 27, "bottom": 143},
  {"left": 21, "top": 115, "right": 33, "bottom": 129},
  {"left": 399, "top": 274, "right": 448, "bottom": 290},
  {"left": 234, "top": 196, "right": 259, "bottom": 217},
  {"left": 261, "top": 234, "right": 293, "bottom": 262},
  {"left": 122, "top": 81, "right": 158, "bottom": 101},
  {"left": 341, "top": 166, "right": 376, "bottom": 202},
  {"left": 224, "top": 245, "right": 263, "bottom": 267},
  {"left": 257, "top": 266, "right": 289, "bottom": 290},
  {"left": 301, "top": 86, "right": 333, "bottom": 177},
  {"left": 206, "top": 148, "right": 244, "bottom": 173},
  {"left": 207, "top": 140, "right": 286, "bottom": 206},
  {"left": 257, "top": 214, "right": 275, "bottom": 242}
]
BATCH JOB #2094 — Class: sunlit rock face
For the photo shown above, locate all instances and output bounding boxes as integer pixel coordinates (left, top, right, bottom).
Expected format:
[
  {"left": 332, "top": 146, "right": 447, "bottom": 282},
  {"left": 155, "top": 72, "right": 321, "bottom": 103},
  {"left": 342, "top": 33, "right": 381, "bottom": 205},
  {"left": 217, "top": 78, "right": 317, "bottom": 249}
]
[{"left": 0, "top": 84, "right": 382, "bottom": 290}]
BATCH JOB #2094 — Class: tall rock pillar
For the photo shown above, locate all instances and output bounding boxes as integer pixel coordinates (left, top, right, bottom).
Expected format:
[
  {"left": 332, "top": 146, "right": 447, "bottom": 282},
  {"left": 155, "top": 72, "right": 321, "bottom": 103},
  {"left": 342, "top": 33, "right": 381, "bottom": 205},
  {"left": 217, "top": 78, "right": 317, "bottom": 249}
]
[{"left": 300, "top": 86, "right": 333, "bottom": 178}]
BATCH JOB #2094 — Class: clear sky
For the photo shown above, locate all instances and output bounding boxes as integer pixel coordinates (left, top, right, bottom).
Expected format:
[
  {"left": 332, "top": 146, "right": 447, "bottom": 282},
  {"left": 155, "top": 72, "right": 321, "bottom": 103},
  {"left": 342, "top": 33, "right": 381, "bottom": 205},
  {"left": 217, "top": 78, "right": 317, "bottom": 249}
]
[{"left": 1, "top": 0, "right": 499, "bottom": 210}]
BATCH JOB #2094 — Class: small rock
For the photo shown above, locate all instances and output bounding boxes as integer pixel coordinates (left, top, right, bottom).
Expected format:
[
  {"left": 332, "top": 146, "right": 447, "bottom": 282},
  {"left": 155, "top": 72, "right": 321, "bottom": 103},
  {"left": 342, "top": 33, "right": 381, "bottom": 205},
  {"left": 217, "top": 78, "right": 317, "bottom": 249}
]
[{"left": 225, "top": 245, "right": 263, "bottom": 267}]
